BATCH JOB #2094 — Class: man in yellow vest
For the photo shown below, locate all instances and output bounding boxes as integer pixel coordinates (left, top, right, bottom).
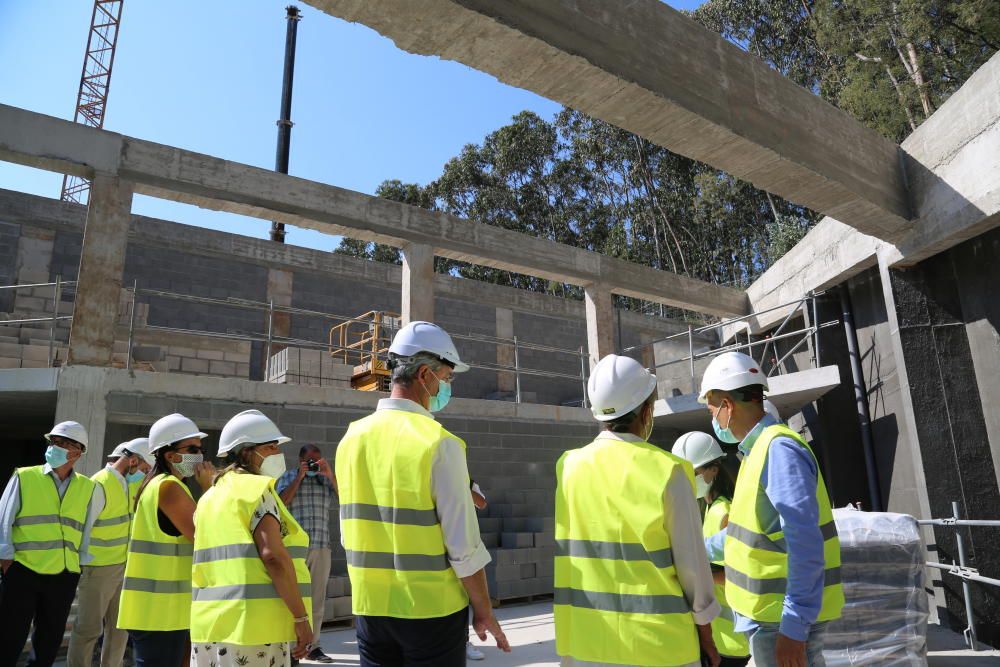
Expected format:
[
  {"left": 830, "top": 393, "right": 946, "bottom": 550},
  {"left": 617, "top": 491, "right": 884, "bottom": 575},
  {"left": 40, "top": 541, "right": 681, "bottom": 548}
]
[
  {"left": 0, "top": 421, "right": 99, "bottom": 667},
  {"left": 556, "top": 354, "right": 720, "bottom": 667},
  {"left": 67, "top": 437, "right": 154, "bottom": 667},
  {"left": 336, "top": 321, "right": 510, "bottom": 666},
  {"left": 699, "top": 352, "right": 844, "bottom": 667}
]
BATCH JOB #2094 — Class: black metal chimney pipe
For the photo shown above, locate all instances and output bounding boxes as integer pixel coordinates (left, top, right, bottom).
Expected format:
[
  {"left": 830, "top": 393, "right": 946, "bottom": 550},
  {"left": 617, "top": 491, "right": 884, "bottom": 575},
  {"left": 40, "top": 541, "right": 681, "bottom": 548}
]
[{"left": 270, "top": 5, "right": 301, "bottom": 243}]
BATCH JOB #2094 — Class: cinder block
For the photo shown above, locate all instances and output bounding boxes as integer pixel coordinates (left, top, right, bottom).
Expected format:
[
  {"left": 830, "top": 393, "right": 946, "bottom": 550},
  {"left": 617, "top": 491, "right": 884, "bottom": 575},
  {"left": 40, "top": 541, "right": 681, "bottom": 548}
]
[
  {"left": 20, "top": 358, "right": 48, "bottom": 368},
  {"left": 209, "top": 360, "right": 237, "bottom": 376},
  {"left": 533, "top": 532, "right": 556, "bottom": 548},
  {"left": 326, "top": 577, "right": 346, "bottom": 599},
  {"left": 0, "top": 357, "right": 20, "bottom": 369},
  {"left": 181, "top": 357, "right": 210, "bottom": 373},
  {"left": 332, "top": 596, "right": 353, "bottom": 619},
  {"left": 481, "top": 532, "right": 499, "bottom": 548},
  {"left": 20, "top": 345, "right": 49, "bottom": 361},
  {"left": 196, "top": 349, "right": 225, "bottom": 361},
  {"left": 519, "top": 563, "right": 536, "bottom": 579},
  {"left": 0, "top": 342, "right": 21, "bottom": 357}
]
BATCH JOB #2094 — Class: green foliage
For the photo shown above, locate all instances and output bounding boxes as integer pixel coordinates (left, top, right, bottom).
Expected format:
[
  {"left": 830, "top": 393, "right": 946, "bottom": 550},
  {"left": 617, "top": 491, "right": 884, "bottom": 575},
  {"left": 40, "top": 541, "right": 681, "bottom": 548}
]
[{"left": 334, "top": 0, "right": 997, "bottom": 314}]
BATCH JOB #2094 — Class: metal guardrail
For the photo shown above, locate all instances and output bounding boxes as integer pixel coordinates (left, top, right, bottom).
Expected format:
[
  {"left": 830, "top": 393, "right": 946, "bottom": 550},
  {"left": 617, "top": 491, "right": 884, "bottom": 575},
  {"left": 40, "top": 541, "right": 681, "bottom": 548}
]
[
  {"left": 622, "top": 292, "right": 837, "bottom": 391},
  {"left": 0, "top": 277, "right": 76, "bottom": 366},
  {"left": 918, "top": 501, "right": 1000, "bottom": 650}
]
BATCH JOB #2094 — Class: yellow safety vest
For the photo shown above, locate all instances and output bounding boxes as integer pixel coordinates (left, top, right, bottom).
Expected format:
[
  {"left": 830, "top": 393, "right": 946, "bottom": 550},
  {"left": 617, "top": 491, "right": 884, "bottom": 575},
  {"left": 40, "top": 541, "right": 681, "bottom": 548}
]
[
  {"left": 336, "top": 408, "right": 469, "bottom": 619},
  {"left": 554, "top": 435, "right": 700, "bottom": 667},
  {"left": 702, "top": 496, "right": 750, "bottom": 658},
  {"left": 725, "top": 424, "right": 845, "bottom": 623},
  {"left": 118, "top": 474, "right": 194, "bottom": 631},
  {"left": 88, "top": 467, "right": 132, "bottom": 566},
  {"left": 11, "top": 466, "right": 94, "bottom": 574},
  {"left": 191, "top": 471, "right": 312, "bottom": 644}
]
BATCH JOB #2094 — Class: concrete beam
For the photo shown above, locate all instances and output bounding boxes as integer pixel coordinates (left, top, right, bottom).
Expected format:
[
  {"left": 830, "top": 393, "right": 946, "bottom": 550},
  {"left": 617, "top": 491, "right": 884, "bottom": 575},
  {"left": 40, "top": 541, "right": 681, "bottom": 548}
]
[
  {"left": 312, "top": 0, "right": 911, "bottom": 240},
  {"left": 0, "top": 104, "right": 748, "bottom": 318},
  {"left": 584, "top": 284, "right": 614, "bottom": 368},
  {"left": 68, "top": 174, "right": 134, "bottom": 367},
  {"left": 400, "top": 242, "right": 435, "bottom": 324}
]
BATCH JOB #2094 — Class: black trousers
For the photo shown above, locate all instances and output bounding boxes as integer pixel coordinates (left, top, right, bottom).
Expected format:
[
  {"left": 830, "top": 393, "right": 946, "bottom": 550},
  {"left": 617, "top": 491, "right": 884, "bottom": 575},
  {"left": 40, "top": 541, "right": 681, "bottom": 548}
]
[
  {"left": 0, "top": 561, "right": 81, "bottom": 667},
  {"left": 356, "top": 607, "right": 467, "bottom": 667}
]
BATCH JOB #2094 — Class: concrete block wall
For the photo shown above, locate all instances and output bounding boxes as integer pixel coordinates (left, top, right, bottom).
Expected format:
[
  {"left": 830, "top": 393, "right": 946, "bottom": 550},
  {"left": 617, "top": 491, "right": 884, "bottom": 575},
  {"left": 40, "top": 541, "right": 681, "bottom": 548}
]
[{"left": 0, "top": 221, "right": 20, "bottom": 312}]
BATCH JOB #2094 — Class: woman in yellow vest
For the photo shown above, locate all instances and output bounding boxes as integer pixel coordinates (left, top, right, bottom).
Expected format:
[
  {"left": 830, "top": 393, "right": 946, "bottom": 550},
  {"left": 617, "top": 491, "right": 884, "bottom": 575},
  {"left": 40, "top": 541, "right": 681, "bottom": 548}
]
[
  {"left": 118, "top": 414, "right": 214, "bottom": 667},
  {"left": 673, "top": 432, "right": 751, "bottom": 667},
  {"left": 191, "top": 410, "right": 312, "bottom": 667}
]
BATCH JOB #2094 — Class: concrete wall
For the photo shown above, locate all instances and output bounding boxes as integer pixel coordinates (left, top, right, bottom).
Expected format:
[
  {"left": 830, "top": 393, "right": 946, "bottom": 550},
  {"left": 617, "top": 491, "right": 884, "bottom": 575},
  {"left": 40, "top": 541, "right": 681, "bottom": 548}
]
[{"left": 0, "top": 188, "right": 689, "bottom": 405}]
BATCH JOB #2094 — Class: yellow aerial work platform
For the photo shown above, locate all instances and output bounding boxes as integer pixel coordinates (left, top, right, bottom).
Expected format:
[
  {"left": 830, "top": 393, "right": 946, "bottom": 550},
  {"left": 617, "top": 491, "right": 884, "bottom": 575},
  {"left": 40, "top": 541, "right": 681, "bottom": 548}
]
[{"left": 329, "top": 311, "right": 400, "bottom": 392}]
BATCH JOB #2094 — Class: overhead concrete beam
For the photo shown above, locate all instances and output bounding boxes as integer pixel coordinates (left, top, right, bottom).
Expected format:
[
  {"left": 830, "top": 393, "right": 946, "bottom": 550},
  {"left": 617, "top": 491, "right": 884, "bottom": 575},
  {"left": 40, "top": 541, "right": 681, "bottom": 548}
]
[
  {"left": 0, "top": 104, "right": 748, "bottom": 317},
  {"left": 311, "top": 0, "right": 911, "bottom": 240}
]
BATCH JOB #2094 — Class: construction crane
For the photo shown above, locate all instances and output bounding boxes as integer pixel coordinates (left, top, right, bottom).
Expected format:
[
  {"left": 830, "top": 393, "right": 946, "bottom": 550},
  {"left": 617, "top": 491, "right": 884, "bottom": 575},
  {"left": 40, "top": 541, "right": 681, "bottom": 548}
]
[{"left": 60, "top": 0, "right": 124, "bottom": 205}]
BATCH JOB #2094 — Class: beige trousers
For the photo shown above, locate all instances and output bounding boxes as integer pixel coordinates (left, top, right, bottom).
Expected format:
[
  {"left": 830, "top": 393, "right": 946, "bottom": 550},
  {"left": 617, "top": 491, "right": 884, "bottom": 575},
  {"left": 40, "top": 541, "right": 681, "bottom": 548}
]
[
  {"left": 307, "top": 548, "right": 332, "bottom": 645},
  {"left": 67, "top": 562, "right": 128, "bottom": 667}
]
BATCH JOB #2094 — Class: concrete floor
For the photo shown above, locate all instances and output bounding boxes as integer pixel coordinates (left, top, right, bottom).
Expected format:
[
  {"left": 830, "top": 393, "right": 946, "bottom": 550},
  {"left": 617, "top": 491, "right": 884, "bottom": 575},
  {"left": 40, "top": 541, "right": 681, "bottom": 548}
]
[{"left": 312, "top": 601, "right": 1000, "bottom": 667}]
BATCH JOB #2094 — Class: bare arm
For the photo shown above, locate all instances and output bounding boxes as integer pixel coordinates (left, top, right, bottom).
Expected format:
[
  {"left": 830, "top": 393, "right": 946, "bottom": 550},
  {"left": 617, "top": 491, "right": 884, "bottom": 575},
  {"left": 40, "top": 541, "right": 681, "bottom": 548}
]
[
  {"left": 159, "top": 481, "right": 197, "bottom": 543},
  {"left": 461, "top": 569, "right": 511, "bottom": 652},
  {"left": 254, "top": 513, "right": 311, "bottom": 658}
]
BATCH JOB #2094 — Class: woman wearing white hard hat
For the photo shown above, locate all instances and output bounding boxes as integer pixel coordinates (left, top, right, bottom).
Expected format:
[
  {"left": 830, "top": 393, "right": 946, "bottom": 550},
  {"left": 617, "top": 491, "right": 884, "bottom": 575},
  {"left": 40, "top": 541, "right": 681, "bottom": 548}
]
[
  {"left": 190, "top": 410, "right": 312, "bottom": 667},
  {"left": 67, "top": 437, "right": 154, "bottom": 667},
  {"left": 672, "top": 432, "right": 749, "bottom": 666},
  {"left": 118, "top": 414, "right": 214, "bottom": 667},
  {"left": 555, "top": 354, "right": 721, "bottom": 667}
]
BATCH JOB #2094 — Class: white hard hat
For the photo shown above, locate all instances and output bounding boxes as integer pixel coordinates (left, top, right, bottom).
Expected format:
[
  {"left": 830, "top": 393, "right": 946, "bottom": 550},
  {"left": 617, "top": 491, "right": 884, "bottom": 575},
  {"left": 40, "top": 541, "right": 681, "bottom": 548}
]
[
  {"left": 110, "top": 438, "right": 154, "bottom": 466},
  {"left": 764, "top": 399, "right": 781, "bottom": 421},
  {"left": 587, "top": 354, "right": 657, "bottom": 421},
  {"left": 698, "top": 351, "right": 768, "bottom": 403},
  {"left": 672, "top": 432, "right": 725, "bottom": 469},
  {"left": 388, "top": 321, "right": 469, "bottom": 373},
  {"left": 149, "top": 413, "right": 207, "bottom": 453},
  {"left": 218, "top": 410, "right": 290, "bottom": 456},
  {"left": 45, "top": 421, "right": 89, "bottom": 451}
]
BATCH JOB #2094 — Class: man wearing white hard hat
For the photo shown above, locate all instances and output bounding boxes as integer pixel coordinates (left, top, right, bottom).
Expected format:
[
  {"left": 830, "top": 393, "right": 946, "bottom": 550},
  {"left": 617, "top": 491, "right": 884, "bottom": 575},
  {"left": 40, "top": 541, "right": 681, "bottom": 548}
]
[
  {"left": 336, "top": 321, "right": 510, "bottom": 665},
  {"left": 191, "top": 410, "right": 313, "bottom": 667},
  {"left": 0, "top": 421, "right": 99, "bottom": 667},
  {"left": 672, "top": 432, "right": 749, "bottom": 666},
  {"left": 67, "top": 438, "right": 153, "bottom": 667},
  {"left": 699, "top": 352, "right": 843, "bottom": 667},
  {"left": 555, "top": 354, "right": 721, "bottom": 667}
]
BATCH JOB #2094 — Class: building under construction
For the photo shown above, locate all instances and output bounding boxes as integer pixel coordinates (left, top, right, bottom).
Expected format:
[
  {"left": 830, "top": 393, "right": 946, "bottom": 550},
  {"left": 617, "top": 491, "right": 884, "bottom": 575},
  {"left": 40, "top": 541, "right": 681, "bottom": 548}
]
[{"left": 1, "top": 0, "right": 999, "bottom": 652}]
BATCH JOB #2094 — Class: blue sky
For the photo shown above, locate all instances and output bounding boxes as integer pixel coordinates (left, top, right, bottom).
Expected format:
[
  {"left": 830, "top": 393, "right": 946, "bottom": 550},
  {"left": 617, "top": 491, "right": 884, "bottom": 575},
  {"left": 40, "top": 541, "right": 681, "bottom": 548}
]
[{"left": 0, "top": 0, "right": 703, "bottom": 252}]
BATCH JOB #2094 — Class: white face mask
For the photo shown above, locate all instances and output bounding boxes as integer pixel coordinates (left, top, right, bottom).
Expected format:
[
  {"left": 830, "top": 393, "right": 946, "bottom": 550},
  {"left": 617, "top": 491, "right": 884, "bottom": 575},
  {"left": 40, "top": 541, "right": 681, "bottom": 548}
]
[
  {"left": 695, "top": 473, "right": 712, "bottom": 498},
  {"left": 257, "top": 452, "right": 287, "bottom": 480},
  {"left": 173, "top": 453, "right": 203, "bottom": 478}
]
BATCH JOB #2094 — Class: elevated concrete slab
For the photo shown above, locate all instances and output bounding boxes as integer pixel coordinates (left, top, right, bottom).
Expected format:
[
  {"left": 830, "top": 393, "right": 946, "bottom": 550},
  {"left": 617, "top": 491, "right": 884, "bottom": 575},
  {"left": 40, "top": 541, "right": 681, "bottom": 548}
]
[
  {"left": 311, "top": 0, "right": 911, "bottom": 240},
  {"left": 654, "top": 365, "right": 841, "bottom": 431}
]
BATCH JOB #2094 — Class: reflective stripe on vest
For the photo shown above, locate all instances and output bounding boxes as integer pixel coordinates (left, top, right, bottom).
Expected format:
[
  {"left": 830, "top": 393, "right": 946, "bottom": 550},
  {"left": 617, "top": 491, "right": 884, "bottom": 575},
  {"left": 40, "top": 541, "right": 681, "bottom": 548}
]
[
  {"left": 335, "top": 408, "right": 468, "bottom": 619},
  {"left": 12, "top": 466, "right": 94, "bottom": 575},
  {"left": 554, "top": 436, "right": 700, "bottom": 667},
  {"left": 117, "top": 474, "right": 194, "bottom": 631},
  {"left": 88, "top": 468, "right": 131, "bottom": 566},
  {"left": 702, "top": 496, "right": 750, "bottom": 658},
  {"left": 191, "top": 472, "right": 312, "bottom": 645},
  {"left": 724, "top": 424, "right": 845, "bottom": 624}
]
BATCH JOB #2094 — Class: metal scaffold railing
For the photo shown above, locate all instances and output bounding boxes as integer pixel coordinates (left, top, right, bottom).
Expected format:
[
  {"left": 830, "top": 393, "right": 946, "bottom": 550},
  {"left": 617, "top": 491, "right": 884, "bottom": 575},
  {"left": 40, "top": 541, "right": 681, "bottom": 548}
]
[{"left": 917, "top": 501, "right": 1000, "bottom": 650}]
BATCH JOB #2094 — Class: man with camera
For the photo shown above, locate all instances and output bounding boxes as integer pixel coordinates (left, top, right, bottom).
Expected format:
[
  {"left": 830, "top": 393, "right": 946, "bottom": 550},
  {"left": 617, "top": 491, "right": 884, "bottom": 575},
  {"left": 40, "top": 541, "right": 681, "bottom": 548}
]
[{"left": 277, "top": 444, "right": 338, "bottom": 664}]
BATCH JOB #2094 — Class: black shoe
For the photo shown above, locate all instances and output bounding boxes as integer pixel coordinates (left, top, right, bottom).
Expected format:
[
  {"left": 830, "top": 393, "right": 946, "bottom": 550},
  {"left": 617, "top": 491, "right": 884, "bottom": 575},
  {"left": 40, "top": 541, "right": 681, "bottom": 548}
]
[{"left": 307, "top": 648, "right": 335, "bottom": 664}]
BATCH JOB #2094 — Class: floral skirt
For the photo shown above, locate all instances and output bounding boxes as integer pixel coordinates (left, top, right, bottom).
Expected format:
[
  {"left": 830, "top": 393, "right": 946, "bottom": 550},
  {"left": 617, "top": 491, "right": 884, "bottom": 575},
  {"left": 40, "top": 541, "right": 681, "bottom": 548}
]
[{"left": 191, "top": 642, "right": 290, "bottom": 667}]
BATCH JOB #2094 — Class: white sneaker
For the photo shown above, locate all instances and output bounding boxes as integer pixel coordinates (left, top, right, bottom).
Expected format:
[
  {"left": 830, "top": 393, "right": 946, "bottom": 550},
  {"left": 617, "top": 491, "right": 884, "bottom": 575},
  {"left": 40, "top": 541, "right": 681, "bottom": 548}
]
[{"left": 466, "top": 642, "right": 486, "bottom": 660}]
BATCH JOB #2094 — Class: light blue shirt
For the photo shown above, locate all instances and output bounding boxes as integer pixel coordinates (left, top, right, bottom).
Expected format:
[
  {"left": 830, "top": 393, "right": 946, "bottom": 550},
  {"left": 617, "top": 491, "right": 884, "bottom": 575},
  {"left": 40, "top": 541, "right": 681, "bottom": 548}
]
[
  {"left": 705, "top": 415, "right": 826, "bottom": 641},
  {"left": 0, "top": 463, "right": 101, "bottom": 564}
]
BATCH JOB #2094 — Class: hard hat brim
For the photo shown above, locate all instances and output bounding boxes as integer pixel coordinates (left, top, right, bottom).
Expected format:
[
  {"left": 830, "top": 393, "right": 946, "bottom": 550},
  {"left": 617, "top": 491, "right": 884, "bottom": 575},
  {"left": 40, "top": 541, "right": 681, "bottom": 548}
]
[{"left": 44, "top": 432, "right": 87, "bottom": 452}]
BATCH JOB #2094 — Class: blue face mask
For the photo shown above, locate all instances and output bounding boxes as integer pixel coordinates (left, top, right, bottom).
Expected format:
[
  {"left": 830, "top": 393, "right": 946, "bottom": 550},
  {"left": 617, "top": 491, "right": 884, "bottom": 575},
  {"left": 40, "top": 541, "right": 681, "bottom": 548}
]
[
  {"left": 45, "top": 445, "right": 69, "bottom": 468},
  {"left": 422, "top": 371, "right": 452, "bottom": 413},
  {"left": 126, "top": 470, "right": 146, "bottom": 484},
  {"left": 305, "top": 471, "right": 319, "bottom": 478},
  {"left": 711, "top": 405, "right": 740, "bottom": 444}
]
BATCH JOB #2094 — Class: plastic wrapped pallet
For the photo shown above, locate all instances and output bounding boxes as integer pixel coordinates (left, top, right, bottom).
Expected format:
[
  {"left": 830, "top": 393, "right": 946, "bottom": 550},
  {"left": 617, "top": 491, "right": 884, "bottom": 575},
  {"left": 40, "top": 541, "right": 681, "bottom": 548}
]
[{"left": 823, "top": 509, "right": 929, "bottom": 666}]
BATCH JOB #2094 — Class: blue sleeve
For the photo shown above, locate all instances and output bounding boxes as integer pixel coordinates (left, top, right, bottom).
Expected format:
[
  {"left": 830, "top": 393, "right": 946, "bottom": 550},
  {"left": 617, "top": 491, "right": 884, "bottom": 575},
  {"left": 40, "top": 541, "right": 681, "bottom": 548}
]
[
  {"left": 0, "top": 474, "right": 21, "bottom": 560},
  {"left": 705, "top": 526, "right": 727, "bottom": 562},
  {"left": 275, "top": 471, "right": 294, "bottom": 494},
  {"left": 762, "top": 438, "right": 825, "bottom": 641}
]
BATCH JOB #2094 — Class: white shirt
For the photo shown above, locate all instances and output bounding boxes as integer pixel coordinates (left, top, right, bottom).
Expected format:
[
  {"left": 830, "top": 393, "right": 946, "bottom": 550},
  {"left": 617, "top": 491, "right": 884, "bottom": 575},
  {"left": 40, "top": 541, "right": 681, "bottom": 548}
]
[
  {"left": 79, "top": 463, "right": 131, "bottom": 566},
  {"left": 561, "top": 431, "right": 720, "bottom": 667},
  {"left": 353, "top": 398, "right": 491, "bottom": 579}
]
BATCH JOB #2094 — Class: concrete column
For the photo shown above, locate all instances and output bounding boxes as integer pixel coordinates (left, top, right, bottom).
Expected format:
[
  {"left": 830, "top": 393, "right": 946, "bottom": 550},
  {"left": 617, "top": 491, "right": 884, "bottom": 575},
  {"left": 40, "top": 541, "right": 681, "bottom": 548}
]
[
  {"left": 495, "top": 307, "right": 516, "bottom": 393},
  {"left": 68, "top": 174, "right": 134, "bottom": 367},
  {"left": 401, "top": 243, "right": 434, "bottom": 324},
  {"left": 55, "top": 366, "right": 109, "bottom": 475},
  {"left": 584, "top": 283, "right": 615, "bottom": 368}
]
